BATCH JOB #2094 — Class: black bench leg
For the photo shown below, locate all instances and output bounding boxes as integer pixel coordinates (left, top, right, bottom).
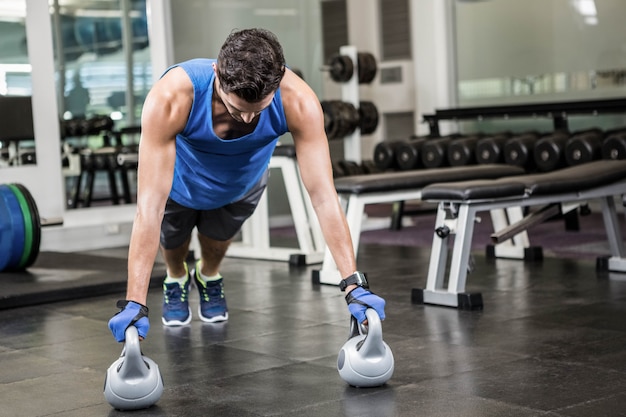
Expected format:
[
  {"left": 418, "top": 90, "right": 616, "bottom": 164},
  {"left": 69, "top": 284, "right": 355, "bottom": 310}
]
[{"left": 390, "top": 201, "right": 404, "bottom": 230}]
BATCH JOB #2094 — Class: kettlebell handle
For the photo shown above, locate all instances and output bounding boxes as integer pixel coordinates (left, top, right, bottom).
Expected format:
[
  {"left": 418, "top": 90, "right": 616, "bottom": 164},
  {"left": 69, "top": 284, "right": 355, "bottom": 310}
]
[
  {"left": 348, "top": 308, "right": 382, "bottom": 338},
  {"left": 124, "top": 325, "right": 140, "bottom": 352}
]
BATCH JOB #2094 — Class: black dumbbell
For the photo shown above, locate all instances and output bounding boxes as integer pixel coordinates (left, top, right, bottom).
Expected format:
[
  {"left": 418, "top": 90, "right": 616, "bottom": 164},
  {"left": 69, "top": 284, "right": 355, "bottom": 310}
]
[
  {"left": 395, "top": 136, "right": 428, "bottom": 171},
  {"left": 602, "top": 131, "right": 626, "bottom": 160},
  {"left": 565, "top": 128, "right": 604, "bottom": 166},
  {"left": 533, "top": 131, "right": 571, "bottom": 172},
  {"left": 373, "top": 140, "right": 405, "bottom": 171},
  {"left": 361, "top": 160, "right": 381, "bottom": 174},
  {"left": 447, "top": 135, "right": 483, "bottom": 167},
  {"left": 476, "top": 134, "right": 511, "bottom": 164},
  {"left": 421, "top": 136, "right": 454, "bottom": 168},
  {"left": 338, "top": 160, "right": 364, "bottom": 176},
  {"left": 504, "top": 133, "right": 540, "bottom": 170}
]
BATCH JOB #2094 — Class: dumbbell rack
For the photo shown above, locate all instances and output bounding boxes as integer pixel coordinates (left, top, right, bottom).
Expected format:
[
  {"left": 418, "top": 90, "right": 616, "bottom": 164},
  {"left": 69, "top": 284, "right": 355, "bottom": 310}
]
[
  {"left": 421, "top": 97, "right": 626, "bottom": 260},
  {"left": 423, "top": 98, "right": 626, "bottom": 136}
]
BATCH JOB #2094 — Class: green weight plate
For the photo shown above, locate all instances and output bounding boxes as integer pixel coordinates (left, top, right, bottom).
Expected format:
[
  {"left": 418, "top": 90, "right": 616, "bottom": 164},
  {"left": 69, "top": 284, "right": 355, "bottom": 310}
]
[
  {"left": 0, "top": 185, "right": 15, "bottom": 271},
  {"left": 0, "top": 185, "right": 26, "bottom": 271},
  {"left": 13, "top": 184, "right": 41, "bottom": 269},
  {"left": 7, "top": 184, "right": 33, "bottom": 270}
]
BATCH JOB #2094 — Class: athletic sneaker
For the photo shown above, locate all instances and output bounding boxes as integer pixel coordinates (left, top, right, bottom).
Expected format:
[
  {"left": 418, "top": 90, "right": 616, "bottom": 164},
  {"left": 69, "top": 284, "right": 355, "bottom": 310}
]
[
  {"left": 194, "top": 265, "right": 229, "bottom": 323},
  {"left": 162, "top": 272, "right": 192, "bottom": 326}
]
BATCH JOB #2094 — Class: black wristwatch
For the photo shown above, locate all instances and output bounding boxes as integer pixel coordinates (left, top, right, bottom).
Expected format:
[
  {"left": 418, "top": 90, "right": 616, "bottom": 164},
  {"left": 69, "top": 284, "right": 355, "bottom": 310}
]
[{"left": 339, "top": 271, "right": 368, "bottom": 292}]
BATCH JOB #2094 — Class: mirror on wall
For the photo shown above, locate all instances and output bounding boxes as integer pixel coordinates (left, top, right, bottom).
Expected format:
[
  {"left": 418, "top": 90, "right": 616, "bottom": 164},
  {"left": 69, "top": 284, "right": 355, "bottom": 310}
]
[
  {"left": 47, "top": 0, "right": 151, "bottom": 208},
  {"left": 454, "top": 0, "right": 626, "bottom": 107},
  {"left": 0, "top": 0, "right": 36, "bottom": 168}
]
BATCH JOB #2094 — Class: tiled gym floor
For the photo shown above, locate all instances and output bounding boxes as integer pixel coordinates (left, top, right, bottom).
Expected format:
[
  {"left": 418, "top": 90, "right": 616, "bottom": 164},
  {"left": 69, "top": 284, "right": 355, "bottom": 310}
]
[{"left": 2, "top": 241, "right": 626, "bottom": 416}]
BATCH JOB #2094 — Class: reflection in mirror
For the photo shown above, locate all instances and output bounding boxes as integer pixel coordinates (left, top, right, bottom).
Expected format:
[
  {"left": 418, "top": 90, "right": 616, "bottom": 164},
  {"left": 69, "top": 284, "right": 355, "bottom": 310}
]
[
  {"left": 0, "top": 0, "right": 36, "bottom": 168},
  {"left": 48, "top": 0, "right": 150, "bottom": 209},
  {"left": 455, "top": 0, "right": 626, "bottom": 106}
]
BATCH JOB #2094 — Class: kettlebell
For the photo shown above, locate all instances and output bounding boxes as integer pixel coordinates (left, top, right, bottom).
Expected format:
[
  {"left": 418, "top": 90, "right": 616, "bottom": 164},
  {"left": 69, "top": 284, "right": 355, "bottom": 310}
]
[
  {"left": 104, "top": 326, "right": 164, "bottom": 410},
  {"left": 337, "top": 308, "right": 394, "bottom": 387}
]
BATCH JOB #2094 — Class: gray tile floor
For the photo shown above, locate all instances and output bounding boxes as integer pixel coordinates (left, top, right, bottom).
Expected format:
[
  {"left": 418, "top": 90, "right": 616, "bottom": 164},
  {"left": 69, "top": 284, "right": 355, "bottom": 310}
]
[{"left": 2, "top": 243, "right": 626, "bottom": 416}]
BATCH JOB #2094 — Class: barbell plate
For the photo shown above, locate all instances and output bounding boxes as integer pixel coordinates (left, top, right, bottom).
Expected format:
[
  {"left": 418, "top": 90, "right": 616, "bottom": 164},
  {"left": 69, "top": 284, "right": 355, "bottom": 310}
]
[
  {"left": 0, "top": 185, "right": 26, "bottom": 271},
  {"left": 0, "top": 186, "right": 16, "bottom": 271},
  {"left": 7, "top": 184, "right": 34, "bottom": 270},
  {"left": 13, "top": 184, "right": 41, "bottom": 269}
]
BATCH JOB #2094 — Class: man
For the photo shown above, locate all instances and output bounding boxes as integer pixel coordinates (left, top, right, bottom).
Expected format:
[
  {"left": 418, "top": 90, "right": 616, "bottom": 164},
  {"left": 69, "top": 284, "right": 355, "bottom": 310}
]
[{"left": 108, "top": 28, "right": 385, "bottom": 342}]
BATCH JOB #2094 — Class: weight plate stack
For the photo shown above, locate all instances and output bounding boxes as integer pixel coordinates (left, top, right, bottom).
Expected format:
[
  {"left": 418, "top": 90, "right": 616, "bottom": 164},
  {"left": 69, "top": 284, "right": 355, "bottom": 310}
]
[{"left": 0, "top": 183, "right": 41, "bottom": 272}]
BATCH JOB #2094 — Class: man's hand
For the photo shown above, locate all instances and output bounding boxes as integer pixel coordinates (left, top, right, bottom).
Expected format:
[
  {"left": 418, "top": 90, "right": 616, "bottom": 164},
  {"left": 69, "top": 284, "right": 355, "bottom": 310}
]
[
  {"left": 345, "top": 287, "right": 386, "bottom": 323},
  {"left": 108, "top": 300, "right": 150, "bottom": 342}
]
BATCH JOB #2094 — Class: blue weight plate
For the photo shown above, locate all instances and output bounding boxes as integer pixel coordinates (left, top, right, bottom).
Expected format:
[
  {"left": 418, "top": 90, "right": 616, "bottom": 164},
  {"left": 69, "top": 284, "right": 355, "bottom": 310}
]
[
  {"left": 4, "top": 185, "right": 26, "bottom": 270},
  {"left": 0, "top": 185, "right": 22, "bottom": 271}
]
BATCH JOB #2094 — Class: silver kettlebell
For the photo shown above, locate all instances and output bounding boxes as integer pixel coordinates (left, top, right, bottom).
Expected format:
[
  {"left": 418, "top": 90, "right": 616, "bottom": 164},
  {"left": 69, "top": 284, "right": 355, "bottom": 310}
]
[
  {"left": 337, "top": 308, "right": 394, "bottom": 387},
  {"left": 104, "top": 326, "right": 164, "bottom": 410}
]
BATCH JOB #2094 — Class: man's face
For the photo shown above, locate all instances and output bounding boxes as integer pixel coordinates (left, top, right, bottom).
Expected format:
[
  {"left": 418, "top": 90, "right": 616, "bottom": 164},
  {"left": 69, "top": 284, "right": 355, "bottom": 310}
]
[
  {"left": 219, "top": 89, "right": 274, "bottom": 124},
  {"left": 213, "top": 64, "right": 275, "bottom": 124}
]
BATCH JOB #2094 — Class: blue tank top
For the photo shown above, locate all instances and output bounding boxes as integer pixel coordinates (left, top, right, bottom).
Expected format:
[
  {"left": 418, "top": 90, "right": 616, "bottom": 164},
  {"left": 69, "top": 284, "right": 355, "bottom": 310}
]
[{"left": 164, "top": 58, "right": 289, "bottom": 210}]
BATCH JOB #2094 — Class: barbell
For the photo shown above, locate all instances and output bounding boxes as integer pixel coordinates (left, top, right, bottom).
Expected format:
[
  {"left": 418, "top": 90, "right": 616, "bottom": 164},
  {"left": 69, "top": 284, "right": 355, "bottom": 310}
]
[{"left": 325, "top": 52, "right": 378, "bottom": 84}]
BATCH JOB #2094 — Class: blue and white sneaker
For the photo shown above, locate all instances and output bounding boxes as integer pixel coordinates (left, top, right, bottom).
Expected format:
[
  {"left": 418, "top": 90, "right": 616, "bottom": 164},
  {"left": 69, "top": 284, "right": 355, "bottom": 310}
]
[
  {"left": 162, "top": 271, "right": 192, "bottom": 326},
  {"left": 194, "top": 264, "right": 229, "bottom": 323}
]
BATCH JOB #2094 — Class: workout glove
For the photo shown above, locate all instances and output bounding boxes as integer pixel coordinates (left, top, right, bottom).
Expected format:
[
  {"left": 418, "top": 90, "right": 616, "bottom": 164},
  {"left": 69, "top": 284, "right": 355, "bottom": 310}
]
[
  {"left": 108, "top": 300, "right": 150, "bottom": 342},
  {"left": 345, "top": 287, "right": 386, "bottom": 323}
]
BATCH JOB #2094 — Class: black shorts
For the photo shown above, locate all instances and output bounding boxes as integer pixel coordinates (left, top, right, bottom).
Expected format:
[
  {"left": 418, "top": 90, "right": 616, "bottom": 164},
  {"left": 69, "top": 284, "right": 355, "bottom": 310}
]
[{"left": 160, "top": 170, "right": 269, "bottom": 248}]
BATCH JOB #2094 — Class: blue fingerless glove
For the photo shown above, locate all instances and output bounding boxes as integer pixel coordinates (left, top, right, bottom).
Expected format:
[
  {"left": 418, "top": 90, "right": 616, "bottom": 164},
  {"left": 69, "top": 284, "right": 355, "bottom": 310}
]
[
  {"left": 345, "top": 287, "right": 386, "bottom": 323},
  {"left": 108, "top": 300, "right": 150, "bottom": 342}
]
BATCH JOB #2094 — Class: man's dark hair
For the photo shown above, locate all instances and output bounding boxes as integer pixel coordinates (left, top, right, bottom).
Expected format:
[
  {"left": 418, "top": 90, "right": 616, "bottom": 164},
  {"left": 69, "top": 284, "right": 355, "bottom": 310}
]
[{"left": 216, "top": 28, "right": 286, "bottom": 103}]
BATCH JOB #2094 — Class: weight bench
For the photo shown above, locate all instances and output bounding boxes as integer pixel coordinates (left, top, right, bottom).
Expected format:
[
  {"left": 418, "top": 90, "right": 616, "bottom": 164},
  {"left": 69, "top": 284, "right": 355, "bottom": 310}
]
[
  {"left": 313, "top": 164, "right": 527, "bottom": 285},
  {"left": 413, "top": 159, "right": 626, "bottom": 309}
]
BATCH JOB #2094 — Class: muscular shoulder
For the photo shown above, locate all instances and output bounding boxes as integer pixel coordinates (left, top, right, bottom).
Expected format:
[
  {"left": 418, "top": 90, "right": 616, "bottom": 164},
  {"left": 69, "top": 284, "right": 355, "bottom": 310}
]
[
  {"left": 280, "top": 69, "right": 323, "bottom": 134},
  {"left": 153, "top": 67, "right": 194, "bottom": 104},
  {"left": 143, "top": 67, "right": 193, "bottom": 134}
]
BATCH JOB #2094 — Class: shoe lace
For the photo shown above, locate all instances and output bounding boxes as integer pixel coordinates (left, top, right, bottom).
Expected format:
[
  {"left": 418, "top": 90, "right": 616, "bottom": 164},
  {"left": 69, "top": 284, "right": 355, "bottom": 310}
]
[
  {"left": 200, "top": 281, "right": 223, "bottom": 303},
  {"left": 164, "top": 283, "right": 186, "bottom": 305}
]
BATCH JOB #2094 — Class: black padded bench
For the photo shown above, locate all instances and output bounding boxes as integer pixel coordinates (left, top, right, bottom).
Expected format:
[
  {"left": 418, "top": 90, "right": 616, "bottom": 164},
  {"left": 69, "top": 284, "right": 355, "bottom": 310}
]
[
  {"left": 413, "top": 159, "right": 626, "bottom": 309},
  {"left": 314, "top": 164, "right": 526, "bottom": 285}
]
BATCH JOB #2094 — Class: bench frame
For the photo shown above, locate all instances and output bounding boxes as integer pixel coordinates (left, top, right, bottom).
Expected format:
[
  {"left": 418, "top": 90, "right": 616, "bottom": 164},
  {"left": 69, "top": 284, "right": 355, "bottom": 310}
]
[
  {"left": 413, "top": 180, "right": 626, "bottom": 309},
  {"left": 224, "top": 153, "right": 326, "bottom": 265}
]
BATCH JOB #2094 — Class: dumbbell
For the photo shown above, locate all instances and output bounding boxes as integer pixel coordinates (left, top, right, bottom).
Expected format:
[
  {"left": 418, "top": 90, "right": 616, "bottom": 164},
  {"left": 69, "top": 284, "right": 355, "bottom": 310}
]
[
  {"left": 446, "top": 135, "right": 483, "bottom": 167},
  {"left": 475, "top": 133, "right": 511, "bottom": 164},
  {"left": 421, "top": 136, "right": 455, "bottom": 168},
  {"left": 373, "top": 140, "right": 405, "bottom": 171},
  {"left": 332, "top": 161, "right": 346, "bottom": 178},
  {"left": 361, "top": 160, "right": 382, "bottom": 174},
  {"left": 337, "top": 160, "right": 364, "bottom": 176},
  {"left": 395, "top": 136, "right": 429, "bottom": 171},
  {"left": 564, "top": 128, "right": 604, "bottom": 166},
  {"left": 533, "top": 131, "right": 571, "bottom": 172},
  {"left": 504, "top": 133, "right": 540, "bottom": 170},
  {"left": 602, "top": 131, "right": 626, "bottom": 160}
]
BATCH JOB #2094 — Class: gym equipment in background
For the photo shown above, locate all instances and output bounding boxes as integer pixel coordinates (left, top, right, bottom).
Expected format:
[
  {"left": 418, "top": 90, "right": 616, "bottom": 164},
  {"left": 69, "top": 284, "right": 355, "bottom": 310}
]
[
  {"left": 337, "top": 308, "right": 394, "bottom": 388},
  {"left": 104, "top": 326, "right": 164, "bottom": 411},
  {"left": 0, "top": 184, "right": 42, "bottom": 272},
  {"left": 325, "top": 51, "right": 377, "bottom": 84},
  {"left": 564, "top": 129, "right": 605, "bottom": 166}
]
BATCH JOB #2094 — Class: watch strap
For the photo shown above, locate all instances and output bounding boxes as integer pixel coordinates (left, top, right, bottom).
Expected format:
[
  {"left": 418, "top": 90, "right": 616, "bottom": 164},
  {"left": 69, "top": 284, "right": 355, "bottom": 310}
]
[{"left": 339, "top": 271, "right": 368, "bottom": 291}]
